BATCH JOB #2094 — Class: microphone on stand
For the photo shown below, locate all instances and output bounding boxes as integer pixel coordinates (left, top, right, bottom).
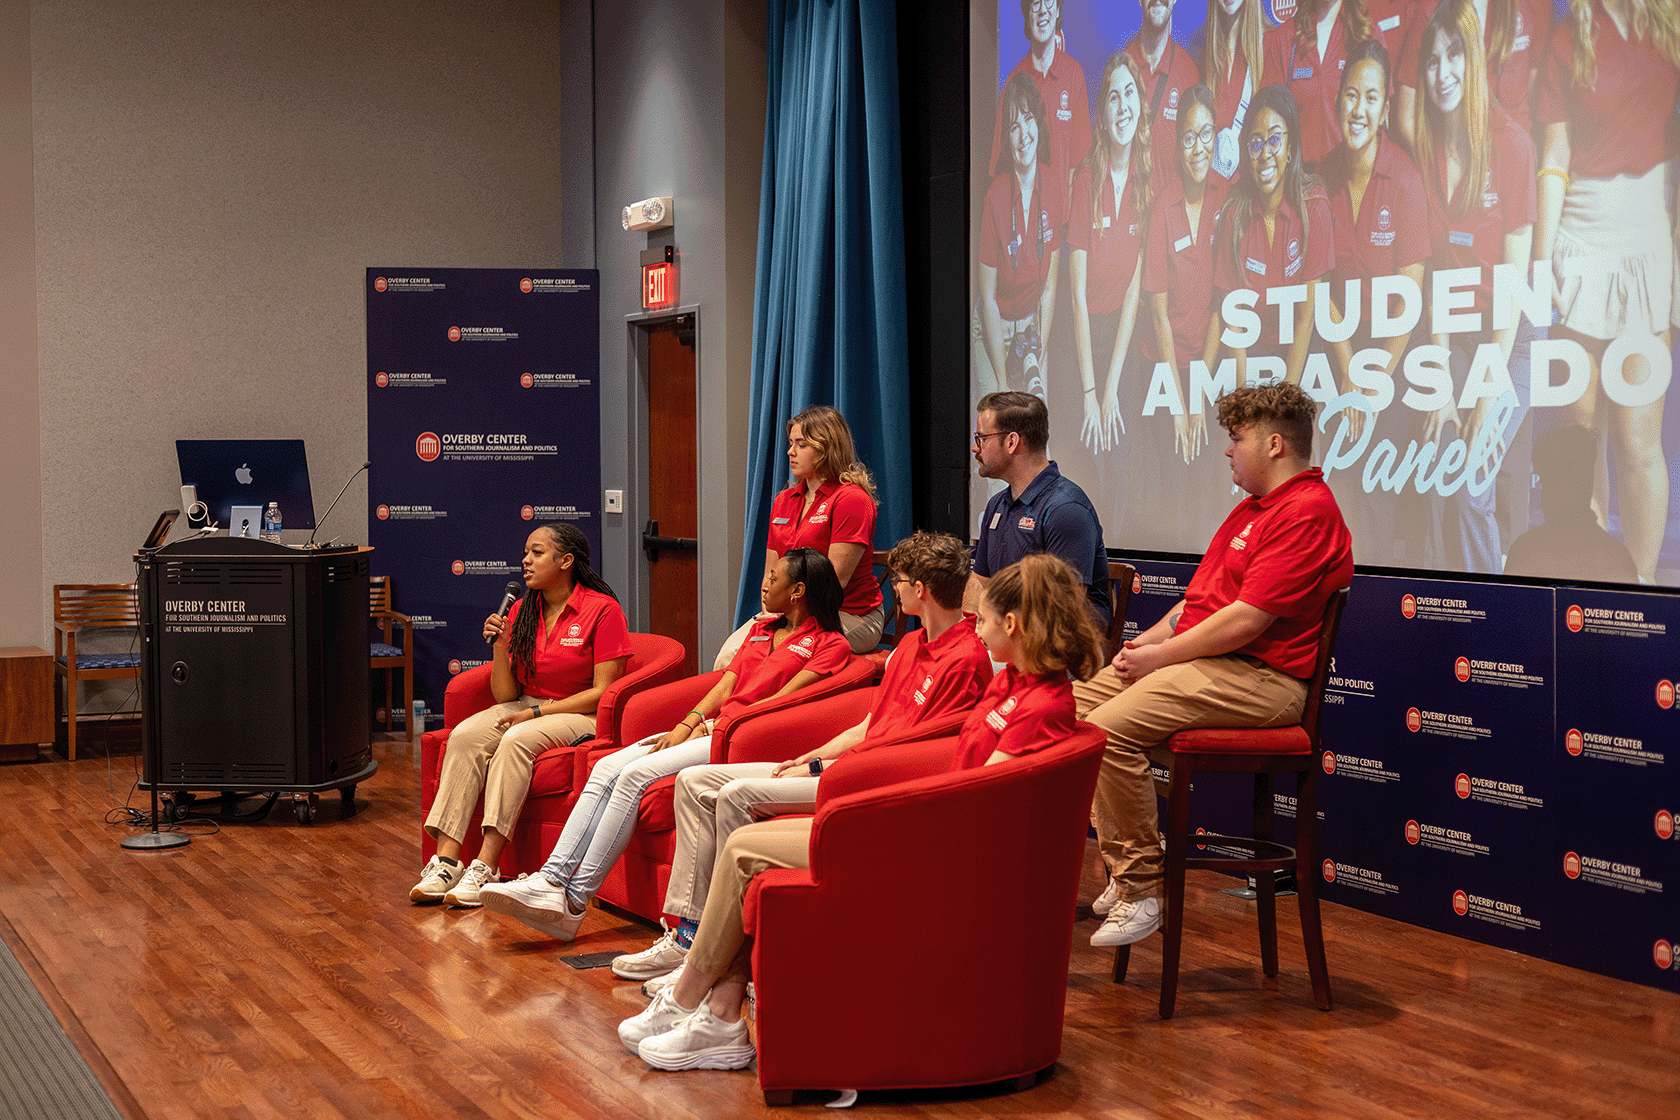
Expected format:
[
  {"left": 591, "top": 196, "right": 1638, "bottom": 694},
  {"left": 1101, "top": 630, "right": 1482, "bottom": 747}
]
[
  {"left": 487, "top": 580, "right": 525, "bottom": 646},
  {"left": 307, "top": 460, "right": 372, "bottom": 549}
]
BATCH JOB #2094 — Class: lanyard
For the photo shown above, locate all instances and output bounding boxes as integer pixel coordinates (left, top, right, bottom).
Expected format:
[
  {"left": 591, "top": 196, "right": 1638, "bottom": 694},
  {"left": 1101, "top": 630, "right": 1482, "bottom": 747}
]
[
  {"left": 1149, "top": 38, "right": 1178, "bottom": 119},
  {"left": 1008, "top": 174, "right": 1045, "bottom": 272}
]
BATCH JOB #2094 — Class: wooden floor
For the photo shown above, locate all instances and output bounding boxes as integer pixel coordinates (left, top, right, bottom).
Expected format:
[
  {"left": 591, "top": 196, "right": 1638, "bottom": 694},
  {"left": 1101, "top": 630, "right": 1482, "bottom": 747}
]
[{"left": 0, "top": 734, "right": 1675, "bottom": 1120}]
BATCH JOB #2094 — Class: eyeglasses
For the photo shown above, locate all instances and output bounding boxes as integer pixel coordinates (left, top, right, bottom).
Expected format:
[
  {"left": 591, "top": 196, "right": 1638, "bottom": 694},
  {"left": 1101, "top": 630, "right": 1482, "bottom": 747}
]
[
  {"left": 889, "top": 574, "right": 913, "bottom": 587},
  {"left": 1246, "top": 131, "right": 1288, "bottom": 160},
  {"left": 1181, "top": 124, "right": 1214, "bottom": 151},
  {"left": 1028, "top": 0, "right": 1057, "bottom": 11},
  {"left": 973, "top": 430, "right": 1010, "bottom": 447}
]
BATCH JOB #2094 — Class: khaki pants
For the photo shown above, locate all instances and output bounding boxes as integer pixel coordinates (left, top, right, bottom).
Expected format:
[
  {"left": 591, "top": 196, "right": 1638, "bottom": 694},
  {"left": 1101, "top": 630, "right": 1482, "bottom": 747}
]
[
  {"left": 686, "top": 817, "right": 813, "bottom": 984},
  {"left": 1073, "top": 657, "right": 1306, "bottom": 904},
  {"left": 423, "top": 698, "right": 596, "bottom": 846},
  {"left": 664, "top": 762, "right": 821, "bottom": 919}
]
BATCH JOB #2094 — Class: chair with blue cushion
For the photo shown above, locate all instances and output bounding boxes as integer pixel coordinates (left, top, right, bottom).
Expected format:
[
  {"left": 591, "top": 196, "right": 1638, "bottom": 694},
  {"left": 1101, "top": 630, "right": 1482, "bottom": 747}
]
[
  {"left": 369, "top": 575, "right": 415, "bottom": 741},
  {"left": 52, "top": 584, "right": 142, "bottom": 761}
]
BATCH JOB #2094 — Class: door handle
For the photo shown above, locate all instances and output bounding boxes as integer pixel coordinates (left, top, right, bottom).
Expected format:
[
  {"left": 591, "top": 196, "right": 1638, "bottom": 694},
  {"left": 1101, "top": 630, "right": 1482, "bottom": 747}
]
[{"left": 642, "top": 519, "right": 698, "bottom": 563}]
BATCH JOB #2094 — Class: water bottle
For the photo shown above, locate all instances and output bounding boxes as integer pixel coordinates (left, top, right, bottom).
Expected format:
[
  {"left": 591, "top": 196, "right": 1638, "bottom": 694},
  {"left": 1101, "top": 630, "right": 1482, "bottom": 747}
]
[
  {"left": 411, "top": 699, "right": 426, "bottom": 733},
  {"left": 262, "top": 502, "right": 282, "bottom": 543}
]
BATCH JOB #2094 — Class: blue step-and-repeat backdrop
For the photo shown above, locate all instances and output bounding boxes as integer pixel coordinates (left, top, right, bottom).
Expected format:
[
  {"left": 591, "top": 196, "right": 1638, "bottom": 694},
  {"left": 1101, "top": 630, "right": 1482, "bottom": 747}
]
[
  {"left": 366, "top": 268, "right": 601, "bottom": 730},
  {"left": 1121, "top": 559, "right": 1680, "bottom": 993}
]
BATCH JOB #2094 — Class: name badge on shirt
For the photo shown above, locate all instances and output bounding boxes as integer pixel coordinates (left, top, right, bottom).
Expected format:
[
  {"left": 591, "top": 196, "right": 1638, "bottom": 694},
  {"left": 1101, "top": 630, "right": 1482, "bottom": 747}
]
[
  {"left": 1246, "top": 257, "right": 1267, "bottom": 276},
  {"left": 1449, "top": 230, "right": 1475, "bottom": 248},
  {"left": 1102, "top": 216, "right": 1111, "bottom": 229},
  {"left": 771, "top": 517, "right": 789, "bottom": 525},
  {"left": 1174, "top": 234, "right": 1192, "bottom": 252},
  {"left": 1292, "top": 66, "right": 1313, "bottom": 80},
  {"left": 989, "top": 512, "right": 1002, "bottom": 530},
  {"left": 748, "top": 634, "right": 770, "bottom": 642},
  {"left": 1378, "top": 14, "right": 1399, "bottom": 29}
]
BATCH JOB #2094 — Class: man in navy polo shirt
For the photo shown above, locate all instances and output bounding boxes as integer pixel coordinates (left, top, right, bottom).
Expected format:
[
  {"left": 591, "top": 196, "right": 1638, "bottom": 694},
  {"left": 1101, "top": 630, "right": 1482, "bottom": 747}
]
[{"left": 964, "top": 391, "right": 1111, "bottom": 630}]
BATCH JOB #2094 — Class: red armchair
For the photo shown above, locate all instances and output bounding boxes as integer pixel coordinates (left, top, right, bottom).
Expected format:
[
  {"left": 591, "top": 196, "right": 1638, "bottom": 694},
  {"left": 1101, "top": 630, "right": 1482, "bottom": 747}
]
[
  {"left": 584, "top": 655, "right": 879, "bottom": 921},
  {"left": 742, "top": 722, "right": 1106, "bottom": 1104},
  {"left": 418, "top": 632, "right": 686, "bottom": 873}
]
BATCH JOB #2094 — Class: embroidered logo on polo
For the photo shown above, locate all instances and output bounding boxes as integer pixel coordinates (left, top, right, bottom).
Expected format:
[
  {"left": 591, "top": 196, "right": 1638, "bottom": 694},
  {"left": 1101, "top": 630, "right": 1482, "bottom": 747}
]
[
  {"left": 561, "top": 622, "right": 585, "bottom": 648},
  {"left": 913, "top": 673, "right": 934, "bottom": 706},
  {"left": 810, "top": 501, "right": 831, "bottom": 525},
  {"left": 1284, "top": 237, "right": 1303, "bottom": 277},
  {"left": 985, "top": 695, "right": 1020, "bottom": 732},
  {"left": 1514, "top": 13, "right": 1528, "bottom": 51},
  {"left": 790, "top": 634, "right": 818, "bottom": 658},
  {"left": 1018, "top": 515, "right": 1036, "bottom": 530},
  {"left": 1482, "top": 171, "right": 1499, "bottom": 211},
  {"left": 1229, "top": 521, "right": 1254, "bottom": 551},
  {"left": 1371, "top": 204, "right": 1395, "bottom": 247},
  {"left": 1164, "top": 87, "right": 1179, "bottom": 121},
  {"left": 1059, "top": 90, "right": 1071, "bottom": 122}
]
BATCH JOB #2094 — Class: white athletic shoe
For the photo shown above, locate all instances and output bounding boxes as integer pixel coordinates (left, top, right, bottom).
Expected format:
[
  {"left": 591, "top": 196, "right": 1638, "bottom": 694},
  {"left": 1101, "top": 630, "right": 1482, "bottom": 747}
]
[
  {"left": 443, "top": 859, "right": 497, "bottom": 907},
  {"left": 478, "top": 873, "right": 587, "bottom": 940},
  {"left": 1091, "top": 879, "right": 1119, "bottom": 916},
  {"left": 638, "top": 1003, "right": 755, "bottom": 1071},
  {"left": 642, "top": 962, "right": 686, "bottom": 999},
  {"left": 612, "top": 925, "right": 689, "bottom": 981},
  {"left": 1090, "top": 896, "right": 1162, "bottom": 947},
  {"left": 409, "top": 856, "right": 463, "bottom": 903},
  {"left": 617, "top": 987, "right": 698, "bottom": 1053}
]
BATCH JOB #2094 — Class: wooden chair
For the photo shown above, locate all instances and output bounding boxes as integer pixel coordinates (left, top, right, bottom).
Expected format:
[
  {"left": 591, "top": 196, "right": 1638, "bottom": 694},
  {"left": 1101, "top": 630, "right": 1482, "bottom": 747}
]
[
  {"left": 1106, "top": 559, "right": 1136, "bottom": 660},
  {"left": 369, "top": 576, "right": 415, "bottom": 741},
  {"left": 1112, "top": 587, "right": 1350, "bottom": 1019},
  {"left": 52, "top": 584, "right": 141, "bottom": 761}
]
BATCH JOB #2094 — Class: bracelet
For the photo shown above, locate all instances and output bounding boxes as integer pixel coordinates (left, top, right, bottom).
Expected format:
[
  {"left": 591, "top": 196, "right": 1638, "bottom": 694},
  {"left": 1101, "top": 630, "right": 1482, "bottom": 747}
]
[
  {"left": 1537, "top": 167, "right": 1570, "bottom": 190},
  {"left": 1083, "top": 386, "right": 1097, "bottom": 395},
  {"left": 687, "top": 709, "right": 705, "bottom": 723}
]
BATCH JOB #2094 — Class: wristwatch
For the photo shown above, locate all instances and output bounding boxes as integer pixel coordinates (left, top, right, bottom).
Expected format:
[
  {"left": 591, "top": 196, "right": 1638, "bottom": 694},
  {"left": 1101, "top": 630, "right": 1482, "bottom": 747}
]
[
  {"left": 530, "top": 704, "right": 543, "bottom": 719},
  {"left": 808, "top": 758, "right": 824, "bottom": 776}
]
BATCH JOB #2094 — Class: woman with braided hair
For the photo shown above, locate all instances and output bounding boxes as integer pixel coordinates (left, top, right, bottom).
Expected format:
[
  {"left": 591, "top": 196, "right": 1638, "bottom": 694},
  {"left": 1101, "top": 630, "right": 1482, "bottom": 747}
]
[{"left": 412, "top": 523, "right": 633, "bottom": 907}]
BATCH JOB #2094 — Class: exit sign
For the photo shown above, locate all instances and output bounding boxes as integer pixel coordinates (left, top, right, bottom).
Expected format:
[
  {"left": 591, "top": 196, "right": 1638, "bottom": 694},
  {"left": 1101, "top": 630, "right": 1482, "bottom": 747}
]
[{"left": 643, "top": 261, "right": 676, "bottom": 308}]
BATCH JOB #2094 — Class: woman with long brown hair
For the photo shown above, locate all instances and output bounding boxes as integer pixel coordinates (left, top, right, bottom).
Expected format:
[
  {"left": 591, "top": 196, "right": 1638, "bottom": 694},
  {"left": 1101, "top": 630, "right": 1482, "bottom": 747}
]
[
  {"left": 1395, "top": 0, "right": 1552, "bottom": 152},
  {"left": 1196, "top": 0, "right": 1266, "bottom": 181},
  {"left": 1260, "top": 0, "right": 1385, "bottom": 170}
]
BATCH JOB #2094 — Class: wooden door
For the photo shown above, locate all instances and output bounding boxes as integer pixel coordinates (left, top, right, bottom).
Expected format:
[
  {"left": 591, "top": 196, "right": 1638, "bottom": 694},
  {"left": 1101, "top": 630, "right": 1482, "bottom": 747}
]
[{"left": 645, "top": 319, "right": 700, "bottom": 677}]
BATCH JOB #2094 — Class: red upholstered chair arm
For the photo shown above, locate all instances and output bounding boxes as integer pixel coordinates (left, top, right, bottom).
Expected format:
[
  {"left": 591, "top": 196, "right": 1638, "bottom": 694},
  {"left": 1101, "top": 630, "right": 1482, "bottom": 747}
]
[
  {"left": 578, "top": 671, "right": 721, "bottom": 789},
  {"left": 593, "top": 634, "right": 688, "bottom": 752},
  {"left": 742, "top": 867, "right": 816, "bottom": 935},
  {"left": 713, "top": 686, "right": 877, "bottom": 768},
  {"left": 441, "top": 664, "right": 497, "bottom": 728},
  {"left": 816, "top": 736, "right": 961, "bottom": 806},
  {"left": 711, "top": 656, "right": 877, "bottom": 765}
]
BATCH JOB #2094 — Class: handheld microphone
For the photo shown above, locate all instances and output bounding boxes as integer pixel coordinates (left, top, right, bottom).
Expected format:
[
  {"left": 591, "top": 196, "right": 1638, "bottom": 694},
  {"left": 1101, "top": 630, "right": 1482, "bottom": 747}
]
[
  {"left": 307, "top": 460, "right": 372, "bottom": 549},
  {"left": 487, "top": 580, "right": 524, "bottom": 646}
]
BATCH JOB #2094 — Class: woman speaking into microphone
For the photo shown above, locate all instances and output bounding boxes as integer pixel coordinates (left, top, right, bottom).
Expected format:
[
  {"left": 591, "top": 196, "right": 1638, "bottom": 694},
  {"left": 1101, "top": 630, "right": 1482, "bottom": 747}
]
[{"left": 411, "top": 523, "right": 632, "bottom": 908}]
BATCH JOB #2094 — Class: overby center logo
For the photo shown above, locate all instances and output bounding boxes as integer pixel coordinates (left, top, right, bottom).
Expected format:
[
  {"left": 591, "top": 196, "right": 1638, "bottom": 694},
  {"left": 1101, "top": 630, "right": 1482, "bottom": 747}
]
[
  {"left": 1566, "top": 604, "right": 1584, "bottom": 632},
  {"left": 1321, "top": 750, "right": 1335, "bottom": 775},
  {"left": 1195, "top": 827, "right": 1207, "bottom": 851},
  {"left": 521, "top": 372, "right": 534, "bottom": 388},
  {"left": 521, "top": 505, "right": 535, "bottom": 520},
  {"left": 1565, "top": 728, "right": 1583, "bottom": 756},
  {"left": 448, "top": 659, "right": 462, "bottom": 675},
  {"left": 375, "top": 371, "right": 389, "bottom": 387},
  {"left": 1452, "top": 889, "right": 1468, "bottom": 915},
  {"left": 1659, "top": 680, "right": 1675, "bottom": 709},
  {"left": 1406, "top": 707, "right": 1422, "bottom": 732},
  {"left": 1401, "top": 593, "right": 1416, "bottom": 618},
  {"left": 520, "top": 277, "right": 533, "bottom": 293},
  {"left": 1321, "top": 859, "right": 1335, "bottom": 882},
  {"left": 1657, "top": 940, "right": 1674, "bottom": 970},
  {"left": 1563, "top": 851, "right": 1581, "bottom": 879},
  {"left": 416, "top": 432, "right": 441, "bottom": 461},
  {"left": 1405, "top": 820, "right": 1420, "bottom": 845},
  {"left": 1132, "top": 572, "right": 1142, "bottom": 594},
  {"left": 1454, "top": 656, "right": 1470, "bottom": 682},
  {"left": 373, "top": 276, "right": 388, "bottom": 292},
  {"left": 376, "top": 505, "right": 390, "bottom": 520},
  {"left": 447, "top": 326, "right": 462, "bottom": 342},
  {"left": 1657, "top": 809, "right": 1674, "bottom": 841},
  {"left": 451, "top": 560, "right": 465, "bottom": 575},
  {"left": 1455, "top": 773, "right": 1471, "bottom": 798}
]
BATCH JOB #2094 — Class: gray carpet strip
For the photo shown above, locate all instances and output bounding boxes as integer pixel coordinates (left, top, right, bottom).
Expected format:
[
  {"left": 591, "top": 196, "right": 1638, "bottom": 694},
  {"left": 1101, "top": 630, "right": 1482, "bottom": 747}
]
[{"left": 0, "top": 938, "right": 123, "bottom": 1120}]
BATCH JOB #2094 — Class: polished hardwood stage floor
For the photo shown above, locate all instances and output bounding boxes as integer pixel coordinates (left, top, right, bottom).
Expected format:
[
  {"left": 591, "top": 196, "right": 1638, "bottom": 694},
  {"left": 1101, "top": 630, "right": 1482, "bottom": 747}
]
[{"left": 0, "top": 733, "right": 1675, "bottom": 1120}]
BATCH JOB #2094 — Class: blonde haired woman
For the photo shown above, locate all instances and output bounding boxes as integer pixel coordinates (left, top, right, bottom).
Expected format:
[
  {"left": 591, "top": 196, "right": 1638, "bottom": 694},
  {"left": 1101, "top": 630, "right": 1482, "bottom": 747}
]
[{"left": 1196, "top": 0, "right": 1267, "bottom": 181}]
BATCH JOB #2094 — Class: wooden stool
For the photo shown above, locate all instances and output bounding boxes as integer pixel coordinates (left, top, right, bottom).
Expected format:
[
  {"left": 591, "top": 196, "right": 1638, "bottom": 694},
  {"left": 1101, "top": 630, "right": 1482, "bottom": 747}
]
[{"left": 1112, "top": 588, "right": 1348, "bottom": 1019}]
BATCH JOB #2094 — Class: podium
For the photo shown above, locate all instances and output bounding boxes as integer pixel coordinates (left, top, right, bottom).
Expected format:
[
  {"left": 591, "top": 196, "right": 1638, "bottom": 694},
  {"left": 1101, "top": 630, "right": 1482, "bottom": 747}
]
[{"left": 137, "top": 538, "right": 376, "bottom": 820}]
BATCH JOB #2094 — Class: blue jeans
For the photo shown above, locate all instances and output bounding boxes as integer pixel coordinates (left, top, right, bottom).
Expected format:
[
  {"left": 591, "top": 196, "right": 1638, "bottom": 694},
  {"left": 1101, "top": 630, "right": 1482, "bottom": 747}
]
[{"left": 538, "top": 733, "right": 713, "bottom": 910}]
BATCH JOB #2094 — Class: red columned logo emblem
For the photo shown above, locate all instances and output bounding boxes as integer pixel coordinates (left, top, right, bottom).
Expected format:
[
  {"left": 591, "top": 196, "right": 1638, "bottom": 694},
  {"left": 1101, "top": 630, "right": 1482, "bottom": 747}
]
[
  {"left": 1132, "top": 572, "right": 1142, "bottom": 594},
  {"left": 1656, "top": 809, "right": 1674, "bottom": 841},
  {"left": 520, "top": 505, "right": 535, "bottom": 520},
  {"left": 1657, "top": 941, "right": 1674, "bottom": 970},
  {"left": 450, "top": 560, "right": 465, "bottom": 576},
  {"left": 1454, "top": 656, "right": 1471, "bottom": 682},
  {"left": 1401, "top": 593, "right": 1417, "bottom": 619},
  {"left": 448, "top": 659, "right": 462, "bottom": 675},
  {"left": 1455, "top": 773, "right": 1471, "bottom": 799},
  {"left": 1406, "top": 707, "right": 1422, "bottom": 732},
  {"left": 1659, "top": 680, "right": 1675, "bottom": 709},
  {"left": 415, "top": 432, "right": 441, "bottom": 461},
  {"left": 1195, "top": 827, "right": 1207, "bottom": 851},
  {"left": 375, "top": 371, "right": 389, "bottom": 387},
  {"left": 519, "top": 277, "right": 533, "bottom": 293},
  {"left": 1566, "top": 604, "right": 1584, "bottom": 632},
  {"left": 375, "top": 505, "right": 390, "bottom": 520},
  {"left": 520, "top": 372, "right": 534, "bottom": 388},
  {"left": 1565, "top": 729, "right": 1583, "bottom": 756},
  {"left": 1563, "top": 851, "right": 1581, "bottom": 879},
  {"left": 373, "top": 276, "right": 388, "bottom": 292},
  {"left": 1405, "top": 820, "right": 1420, "bottom": 845},
  {"left": 447, "top": 326, "right": 462, "bottom": 342},
  {"left": 375, "top": 707, "right": 387, "bottom": 723},
  {"left": 1452, "top": 890, "right": 1469, "bottom": 916},
  {"left": 1272, "top": 0, "right": 1298, "bottom": 20},
  {"left": 1321, "top": 750, "right": 1335, "bottom": 775},
  {"left": 1321, "top": 859, "right": 1335, "bottom": 883}
]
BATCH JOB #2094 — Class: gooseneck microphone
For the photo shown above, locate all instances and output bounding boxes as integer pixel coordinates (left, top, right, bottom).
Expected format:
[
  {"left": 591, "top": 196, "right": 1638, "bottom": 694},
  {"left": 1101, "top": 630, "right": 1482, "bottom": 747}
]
[
  {"left": 487, "top": 580, "right": 524, "bottom": 645},
  {"left": 306, "top": 460, "right": 372, "bottom": 548}
]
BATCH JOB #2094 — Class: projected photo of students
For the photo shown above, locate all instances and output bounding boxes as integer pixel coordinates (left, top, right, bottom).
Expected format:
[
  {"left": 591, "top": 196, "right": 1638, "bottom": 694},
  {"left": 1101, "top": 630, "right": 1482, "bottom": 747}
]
[
  {"left": 1534, "top": 0, "right": 1680, "bottom": 584},
  {"left": 1067, "top": 51, "right": 1152, "bottom": 532},
  {"left": 1402, "top": 0, "right": 1537, "bottom": 574},
  {"left": 1192, "top": 0, "right": 1265, "bottom": 183},
  {"left": 1395, "top": 0, "right": 1552, "bottom": 154},
  {"left": 990, "top": 0, "right": 1092, "bottom": 209},
  {"left": 1261, "top": 0, "right": 1387, "bottom": 171},
  {"left": 974, "top": 72, "right": 1065, "bottom": 406}
]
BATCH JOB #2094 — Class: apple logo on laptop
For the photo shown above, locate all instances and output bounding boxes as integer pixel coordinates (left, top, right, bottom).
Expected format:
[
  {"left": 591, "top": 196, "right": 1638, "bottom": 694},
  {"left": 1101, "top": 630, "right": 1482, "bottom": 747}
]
[{"left": 236, "top": 463, "right": 253, "bottom": 484}]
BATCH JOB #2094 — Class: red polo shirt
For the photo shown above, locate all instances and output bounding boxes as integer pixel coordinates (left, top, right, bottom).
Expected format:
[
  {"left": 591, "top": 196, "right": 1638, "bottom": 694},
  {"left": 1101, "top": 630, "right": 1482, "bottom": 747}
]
[
  {"left": 1065, "top": 162, "right": 1143, "bottom": 319},
  {"left": 1320, "top": 134, "right": 1431, "bottom": 285},
  {"left": 1208, "top": 47, "right": 1255, "bottom": 151},
  {"left": 978, "top": 167, "right": 1064, "bottom": 322},
  {"left": 862, "top": 616, "right": 994, "bottom": 747},
  {"left": 506, "top": 586, "right": 634, "bottom": 701},
  {"left": 1369, "top": 0, "right": 1419, "bottom": 55},
  {"left": 1179, "top": 468, "right": 1354, "bottom": 678},
  {"left": 989, "top": 45, "right": 1092, "bottom": 202},
  {"left": 1212, "top": 187, "right": 1337, "bottom": 352},
  {"left": 1124, "top": 35, "right": 1203, "bottom": 199},
  {"left": 1423, "top": 106, "right": 1536, "bottom": 319},
  {"left": 1143, "top": 174, "right": 1230, "bottom": 364},
  {"left": 1536, "top": 0, "right": 1680, "bottom": 181},
  {"left": 949, "top": 665, "right": 1077, "bottom": 771},
  {"left": 721, "top": 616, "right": 852, "bottom": 720},
  {"left": 1401, "top": 0, "right": 1551, "bottom": 134},
  {"left": 1260, "top": 17, "right": 1390, "bottom": 168},
  {"left": 766, "top": 479, "right": 881, "bottom": 614}
]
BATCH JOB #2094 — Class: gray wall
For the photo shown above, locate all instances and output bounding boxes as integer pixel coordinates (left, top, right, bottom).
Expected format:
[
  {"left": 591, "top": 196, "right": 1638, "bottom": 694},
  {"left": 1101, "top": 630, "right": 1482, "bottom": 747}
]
[{"left": 592, "top": 0, "right": 765, "bottom": 655}]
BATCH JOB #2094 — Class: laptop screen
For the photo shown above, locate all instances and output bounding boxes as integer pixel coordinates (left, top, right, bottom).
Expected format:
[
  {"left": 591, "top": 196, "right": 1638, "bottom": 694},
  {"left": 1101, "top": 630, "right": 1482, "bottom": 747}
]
[{"left": 176, "top": 440, "right": 317, "bottom": 531}]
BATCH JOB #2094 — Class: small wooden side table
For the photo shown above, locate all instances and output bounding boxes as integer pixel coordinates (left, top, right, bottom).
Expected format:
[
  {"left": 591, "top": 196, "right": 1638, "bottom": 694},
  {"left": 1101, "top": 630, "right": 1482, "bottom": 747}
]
[{"left": 0, "top": 647, "right": 53, "bottom": 761}]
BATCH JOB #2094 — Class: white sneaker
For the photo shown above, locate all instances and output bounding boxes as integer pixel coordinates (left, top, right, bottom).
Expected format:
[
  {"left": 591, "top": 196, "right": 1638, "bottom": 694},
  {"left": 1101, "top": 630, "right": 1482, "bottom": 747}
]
[
  {"left": 612, "top": 925, "right": 689, "bottom": 980},
  {"left": 617, "top": 986, "right": 697, "bottom": 1053},
  {"left": 409, "top": 856, "right": 464, "bottom": 903},
  {"left": 479, "top": 873, "right": 587, "bottom": 940},
  {"left": 443, "top": 859, "right": 497, "bottom": 907},
  {"left": 1091, "top": 879, "right": 1119, "bottom": 916},
  {"left": 643, "top": 962, "right": 686, "bottom": 999},
  {"left": 1090, "top": 896, "right": 1162, "bottom": 947},
  {"left": 638, "top": 1003, "right": 755, "bottom": 1071}
]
